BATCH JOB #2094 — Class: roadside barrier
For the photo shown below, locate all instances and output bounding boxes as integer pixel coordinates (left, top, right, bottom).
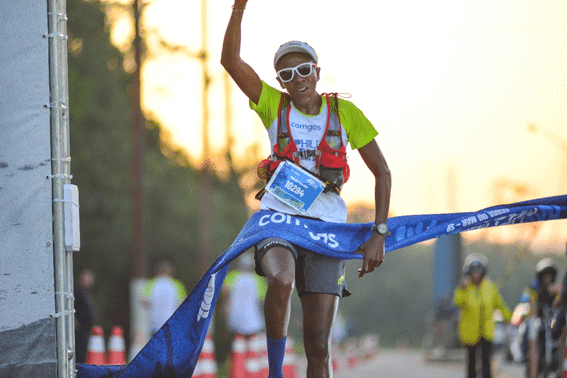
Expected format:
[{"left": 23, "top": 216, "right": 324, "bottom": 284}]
[
  {"left": 245, "top": 334, "right": 262, "bottom": 378},
  {"left": 86, "top": 326, "right": 106, "bottom": 365},
  {"left": 259, "top": 333, "right": 269, "bottom": 378},
  {"left": 361, "top": 334, "right": 379, "bottom": 360},
  {"left": 229, "top": 334, "right": 247, "bottom": 378},
  {"left": 345, "top": 340, "right": 359, "bottom": 369},
  {"left": 107, "top": 326, "right": 126, "bottom": 365},
  {"left": 282, "top": 336, "right": 297, "bottom": 378},
  {"left": 332, "top": 342, "right": 341, "bottom": 373},
  {"left": 193, "top": 333, "right": 217, "bottom": 378}
]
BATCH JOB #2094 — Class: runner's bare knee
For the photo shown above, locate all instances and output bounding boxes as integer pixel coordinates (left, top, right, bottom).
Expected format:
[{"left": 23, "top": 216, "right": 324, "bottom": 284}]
[
  {"left": 304, "top": 331, "right": 330, "bottom": 360},
  {"left": 262, "top": 247, "right": 295, "bottom": 294},
  {"left": 261, "top": 246, "right": 295, "bottom": 286}
]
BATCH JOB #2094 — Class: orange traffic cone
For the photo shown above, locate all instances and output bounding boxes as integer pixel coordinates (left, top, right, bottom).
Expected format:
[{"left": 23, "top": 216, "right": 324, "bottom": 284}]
[
  {"left": 86, "top": 326, "right": 106, "bottom": 365},
  {"left": 229, "top": 334, "right": 247, "bottom": 378},
  {"left": 282, "top": 336, "right": 297, "bottom": 378},
  {"left": 259, "top": 334, "right": 269, "bottom": 378},
  {"left": 107, "top": 326, "right": 126, "bottom": 365},
  {"left": 346, "top": 340, "right": 359, "bottom": 369},
  {"left": 194, "top": 333, "right": 217, "bottom": 378},
  {"left": 331, "top": 342, "right": 341, "bottom": 373},
  {"left": 361, "top": 334, "right": 379, "bottom": 360},
  {"left": 245, "top": 334, "right": 262, "bottom": 378}
]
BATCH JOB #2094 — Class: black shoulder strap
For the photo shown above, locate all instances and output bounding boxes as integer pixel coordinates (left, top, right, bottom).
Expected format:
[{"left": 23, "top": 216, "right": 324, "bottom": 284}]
[
  {"left": 278, "top": 93, "right": 291, "bottom": 135},
  {"left": 322, "top": 92, "right": 340, "bottom": 117}
]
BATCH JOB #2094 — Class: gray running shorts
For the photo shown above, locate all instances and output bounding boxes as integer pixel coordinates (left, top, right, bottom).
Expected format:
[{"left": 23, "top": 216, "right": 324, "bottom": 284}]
[{"left": 254, "top": 237, "right": 351, "bottom": 298}]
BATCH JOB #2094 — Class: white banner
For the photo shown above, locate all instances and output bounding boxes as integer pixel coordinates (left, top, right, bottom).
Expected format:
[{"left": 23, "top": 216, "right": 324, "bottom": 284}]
[{"left": 0, "top": 1, "right": 57, "bottom": 377}]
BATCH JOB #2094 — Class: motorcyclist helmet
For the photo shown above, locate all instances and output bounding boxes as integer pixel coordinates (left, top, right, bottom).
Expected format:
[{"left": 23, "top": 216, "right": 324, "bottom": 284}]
[
  {"left": 535, "top": 257, "right": 557, "bottom": 282},
  {"left": 463, "top": 253, "right": 488, "bottom": 276}
]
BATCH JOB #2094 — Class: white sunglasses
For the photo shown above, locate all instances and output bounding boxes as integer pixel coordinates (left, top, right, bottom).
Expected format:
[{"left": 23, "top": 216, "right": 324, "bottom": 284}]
[{"left": 276, "top": 62, "right": 317, "bottom": 83}]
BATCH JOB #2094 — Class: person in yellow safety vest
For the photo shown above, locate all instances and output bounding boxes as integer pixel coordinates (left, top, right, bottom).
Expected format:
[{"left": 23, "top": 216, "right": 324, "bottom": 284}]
[
  {"left": 142, "top": 260, "right": 188, "bottom": 335},
  {"left": 223, "top": 252, "right": 267, "bottom": 337},
  {"left": 453, "top": 253, "right": 511, "bottom": 378}
]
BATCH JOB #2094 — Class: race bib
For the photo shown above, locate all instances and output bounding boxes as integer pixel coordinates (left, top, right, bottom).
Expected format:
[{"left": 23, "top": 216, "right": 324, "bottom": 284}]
[{"left": 265, "top": 161, "right": 325, "bottom": 213}]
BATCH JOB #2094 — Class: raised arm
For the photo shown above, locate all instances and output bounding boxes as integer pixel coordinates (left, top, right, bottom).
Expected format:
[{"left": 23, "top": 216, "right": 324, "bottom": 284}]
[{"left": 221, "top": 0, "right": 263, "bottom": 104}]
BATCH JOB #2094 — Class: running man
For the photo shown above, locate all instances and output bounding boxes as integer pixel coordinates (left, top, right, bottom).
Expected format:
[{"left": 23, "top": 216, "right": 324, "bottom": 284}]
[{"left": 221, "top": 1, "right": 391, "bottom": 377}]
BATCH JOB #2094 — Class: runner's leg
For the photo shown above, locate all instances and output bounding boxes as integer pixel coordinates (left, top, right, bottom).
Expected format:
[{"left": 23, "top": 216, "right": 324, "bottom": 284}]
[
  {"left": 261, "top": 246, "right": 295, "bottom": 338},
  {"left": 261, "top": 246, "right": 296, "bottom": 378},
  {"left": 301, "top": 293, "right": 339, "bottom": 378}
]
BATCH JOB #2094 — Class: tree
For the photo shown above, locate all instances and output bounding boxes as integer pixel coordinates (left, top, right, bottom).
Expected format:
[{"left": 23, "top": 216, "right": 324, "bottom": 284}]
[
  {"left": 67, "top": 0, "right": 249, "bottom": 341},
  {"left": 68, "top": 0, "right": 133, "bottom": 331}
]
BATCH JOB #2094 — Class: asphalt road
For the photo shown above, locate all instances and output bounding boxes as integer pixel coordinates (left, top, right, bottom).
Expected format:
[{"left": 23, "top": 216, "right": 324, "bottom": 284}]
[{"left": 297, "top": 349, "right": 526, "bottom": 378}]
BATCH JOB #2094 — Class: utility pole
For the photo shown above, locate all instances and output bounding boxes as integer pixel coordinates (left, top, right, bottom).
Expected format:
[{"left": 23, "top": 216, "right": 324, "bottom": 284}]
[
  {"left": 145, "top": 0, "right": 214, "bottom": 276},
  {"left": 128, "top": 0, "right": 149, "bottom": 360},
  {"left": 197, "top": 0, "right": 213, "bottom": 276},
  {"left": 131, "top": 0, "right": 147, "bottom": 280}
]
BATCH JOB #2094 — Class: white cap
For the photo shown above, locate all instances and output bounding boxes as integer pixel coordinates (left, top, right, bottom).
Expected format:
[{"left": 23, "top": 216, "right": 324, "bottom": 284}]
[{"left": 274, "top": 41, "right": 318, "bottom": 68}]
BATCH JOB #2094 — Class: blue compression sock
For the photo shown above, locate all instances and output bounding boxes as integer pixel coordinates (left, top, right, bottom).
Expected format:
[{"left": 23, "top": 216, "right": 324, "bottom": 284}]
[{"left": 266, "top": 335, "right": 287, "bottom": 378}]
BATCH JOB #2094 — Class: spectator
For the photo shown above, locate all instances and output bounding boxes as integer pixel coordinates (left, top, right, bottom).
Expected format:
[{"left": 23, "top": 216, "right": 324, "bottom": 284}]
[
  {"left": 143, "top": 260, "right": 187, "bottom": 335},
  {"left": 223, "top": 252, "right": 266, "bottom": 337},
  {"left": 74, "top": 269, "right": 96, "bottom": 363},
  {"left": 453, "top": 253, "right": 511, "bottom": 378}
]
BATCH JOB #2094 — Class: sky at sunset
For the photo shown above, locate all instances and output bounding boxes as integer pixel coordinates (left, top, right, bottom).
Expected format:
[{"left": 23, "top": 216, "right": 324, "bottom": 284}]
[{"left": 107, "top": 0, "right": 567, "bottom": 252}]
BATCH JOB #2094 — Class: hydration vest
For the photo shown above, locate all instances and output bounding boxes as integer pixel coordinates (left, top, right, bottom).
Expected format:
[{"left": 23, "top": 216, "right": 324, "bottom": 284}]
[{"left": 256, "top": 92, "right": 350, "bottom": 196}]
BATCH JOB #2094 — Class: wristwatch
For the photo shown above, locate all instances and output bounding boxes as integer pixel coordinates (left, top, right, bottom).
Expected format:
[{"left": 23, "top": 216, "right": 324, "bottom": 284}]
[{"left": 371, "top": 222, "right": 391, "bottom": 236}]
